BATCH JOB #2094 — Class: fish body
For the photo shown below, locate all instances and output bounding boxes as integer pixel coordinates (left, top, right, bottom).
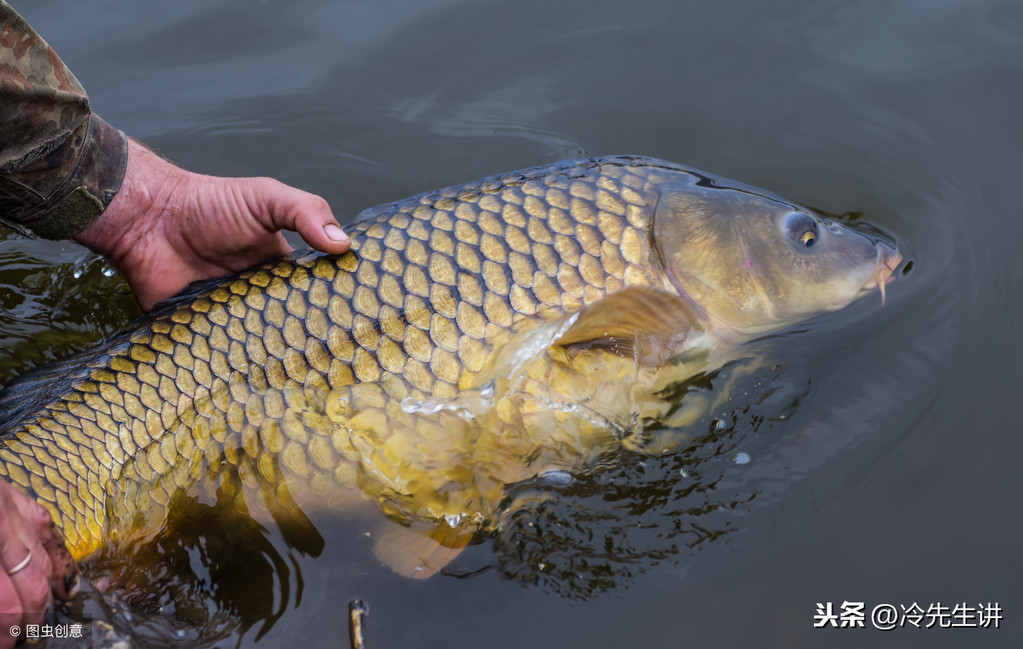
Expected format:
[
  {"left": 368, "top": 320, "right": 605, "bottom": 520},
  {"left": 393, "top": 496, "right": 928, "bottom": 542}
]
[{"left": 0, "top": 156, "right": 899, "bottom": 575}]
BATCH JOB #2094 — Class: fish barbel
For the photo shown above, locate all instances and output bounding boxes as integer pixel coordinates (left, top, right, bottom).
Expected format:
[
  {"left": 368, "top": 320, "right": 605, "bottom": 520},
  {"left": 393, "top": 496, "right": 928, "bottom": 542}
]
[{"left": 0, "top": 156, "right": 901, "bottom": 577}]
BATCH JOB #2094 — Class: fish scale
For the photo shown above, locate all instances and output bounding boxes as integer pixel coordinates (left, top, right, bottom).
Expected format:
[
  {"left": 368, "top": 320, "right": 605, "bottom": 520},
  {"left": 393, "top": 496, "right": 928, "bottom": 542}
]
[{"left": 0, "top": 156, "right": 677, "bottom": 559}]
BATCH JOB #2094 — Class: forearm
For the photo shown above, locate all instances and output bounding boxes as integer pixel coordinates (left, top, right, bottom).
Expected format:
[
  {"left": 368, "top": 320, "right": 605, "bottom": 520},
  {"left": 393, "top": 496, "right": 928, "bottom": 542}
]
[
  {"left": 1, "top": 2, "right": 348, "bottom": 311},
  {"left": 0, "top": 1, "right": 127, "bottom": 239}
]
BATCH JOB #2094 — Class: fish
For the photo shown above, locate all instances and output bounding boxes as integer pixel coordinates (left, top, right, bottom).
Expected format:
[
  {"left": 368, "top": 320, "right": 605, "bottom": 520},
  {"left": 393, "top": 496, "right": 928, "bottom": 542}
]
[{"left": 0, "top": 156, "right": 901, "bottom": 578}]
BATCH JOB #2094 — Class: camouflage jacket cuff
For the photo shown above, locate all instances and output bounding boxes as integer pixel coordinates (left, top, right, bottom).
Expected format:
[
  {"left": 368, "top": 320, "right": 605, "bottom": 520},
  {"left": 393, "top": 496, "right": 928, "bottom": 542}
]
[{"left": 0, "top": 114, "right": 128, "bottom": 240}]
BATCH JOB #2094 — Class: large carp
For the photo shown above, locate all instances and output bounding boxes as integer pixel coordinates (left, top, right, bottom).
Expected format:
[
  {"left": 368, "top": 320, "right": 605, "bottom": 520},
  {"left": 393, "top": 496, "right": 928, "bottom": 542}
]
[{"left": 0, "top": 156, "right": 900, "bottom": 578}]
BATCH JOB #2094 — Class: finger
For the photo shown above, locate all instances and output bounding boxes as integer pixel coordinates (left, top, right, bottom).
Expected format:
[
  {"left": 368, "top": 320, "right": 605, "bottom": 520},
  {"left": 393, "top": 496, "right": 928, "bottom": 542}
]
[
  {"left": 8, "top": 494, "right": 60, "bottom": 589},
  {"left": 0, "top": 482, "right": 33, "bottom": 559},
  {"left": 248, "top": 179, "right": 351, "bottom": 254},
  {"left": 0, "top": 569, "right": 23, "bottom": 649},
  {"left": 0, "top": 485, "right": 56, "bottom": 610},
  {"left": 6, "top": 564, "right": 51, "bottom": 628},
  {"left": 11, "top": 490, "right": 52, "bottom": 533},
  {"left": 0, "top": 542, "right": 50, "bottom": 630},
  {"left": 0, "top": 485, "right": 53, "bottom": 623}
]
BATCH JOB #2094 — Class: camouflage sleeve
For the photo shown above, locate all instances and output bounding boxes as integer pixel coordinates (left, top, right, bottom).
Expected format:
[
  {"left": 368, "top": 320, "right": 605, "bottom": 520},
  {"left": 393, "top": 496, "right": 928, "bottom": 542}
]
[{"left": 0, "top": 1, "right": 127, "bottom": 240}]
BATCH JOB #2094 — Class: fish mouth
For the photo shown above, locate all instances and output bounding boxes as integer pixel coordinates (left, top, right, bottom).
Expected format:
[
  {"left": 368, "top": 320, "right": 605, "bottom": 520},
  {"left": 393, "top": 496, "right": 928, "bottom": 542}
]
[{"left": 861, "top": 241, "right": 903, "bottom": 305}]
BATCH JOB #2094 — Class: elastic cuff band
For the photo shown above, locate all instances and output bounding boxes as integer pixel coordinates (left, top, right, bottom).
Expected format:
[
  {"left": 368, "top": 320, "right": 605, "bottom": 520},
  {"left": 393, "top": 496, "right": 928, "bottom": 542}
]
[{"left": 10, "top": 114, "right": 128, "bottom": 240}]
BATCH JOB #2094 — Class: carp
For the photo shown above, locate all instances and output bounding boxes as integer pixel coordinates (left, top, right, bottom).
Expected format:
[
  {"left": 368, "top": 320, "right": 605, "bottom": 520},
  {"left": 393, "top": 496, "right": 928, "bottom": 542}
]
[{"left": 0, "top": 156, "right": 901, "bottom": 578}]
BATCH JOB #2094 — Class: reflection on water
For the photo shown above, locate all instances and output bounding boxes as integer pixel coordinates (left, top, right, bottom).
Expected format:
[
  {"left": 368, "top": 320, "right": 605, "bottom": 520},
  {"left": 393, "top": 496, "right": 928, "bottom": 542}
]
[
  {"left": 0, "top": 231, "right": 137, "bottom": 388},
  {"left": 88, "top": 484, "right": 323, "bottom": 646}
]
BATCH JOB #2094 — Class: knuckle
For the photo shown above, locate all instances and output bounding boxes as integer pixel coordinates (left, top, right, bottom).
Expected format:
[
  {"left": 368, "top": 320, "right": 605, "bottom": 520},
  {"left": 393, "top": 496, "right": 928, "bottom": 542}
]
[
  {"left": 309, "top": 195, "right": 331, "bottom": 212},
  {"left": 32, "top": 503, "right": 52, "bottom": 527}
]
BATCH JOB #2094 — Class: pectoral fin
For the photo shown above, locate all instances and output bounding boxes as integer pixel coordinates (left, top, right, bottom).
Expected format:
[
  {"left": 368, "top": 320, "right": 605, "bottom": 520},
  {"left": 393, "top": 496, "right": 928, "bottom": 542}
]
[
  {"left": 554, "top": 286, "right": 701, "bottom": 363},
  {"left": 372, "top": 521, "right": 473, "bottom": 579}
]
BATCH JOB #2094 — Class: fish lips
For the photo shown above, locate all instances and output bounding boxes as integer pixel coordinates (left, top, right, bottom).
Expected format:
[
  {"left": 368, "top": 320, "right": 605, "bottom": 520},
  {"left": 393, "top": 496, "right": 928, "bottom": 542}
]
[{"left": 860, "top": 240, "right": 904, "bottom": 305}]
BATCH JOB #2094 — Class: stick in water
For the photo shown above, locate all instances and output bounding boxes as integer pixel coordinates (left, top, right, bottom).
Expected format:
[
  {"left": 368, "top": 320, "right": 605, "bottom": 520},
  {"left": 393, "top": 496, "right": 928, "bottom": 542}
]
[{"left": 349, "top": 599, "right": 367, "bottom": 649}]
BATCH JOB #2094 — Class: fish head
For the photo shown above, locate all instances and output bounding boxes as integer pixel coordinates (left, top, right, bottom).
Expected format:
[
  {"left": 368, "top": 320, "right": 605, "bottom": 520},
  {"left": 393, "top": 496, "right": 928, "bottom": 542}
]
[{"left": 653, "top": 182, "right": 902, "bottom": 339}]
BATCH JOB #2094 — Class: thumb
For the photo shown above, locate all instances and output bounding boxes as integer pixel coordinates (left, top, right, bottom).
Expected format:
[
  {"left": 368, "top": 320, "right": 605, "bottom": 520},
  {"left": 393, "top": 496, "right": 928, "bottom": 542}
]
[{"left": 251, "top": 178, "right": 351, "bottom": 254}]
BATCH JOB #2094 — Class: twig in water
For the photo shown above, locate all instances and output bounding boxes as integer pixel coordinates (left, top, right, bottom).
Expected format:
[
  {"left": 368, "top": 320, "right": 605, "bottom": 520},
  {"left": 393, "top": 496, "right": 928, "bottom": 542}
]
[{"left": 348, "top": 599, "right": 367, "bottom": 649}]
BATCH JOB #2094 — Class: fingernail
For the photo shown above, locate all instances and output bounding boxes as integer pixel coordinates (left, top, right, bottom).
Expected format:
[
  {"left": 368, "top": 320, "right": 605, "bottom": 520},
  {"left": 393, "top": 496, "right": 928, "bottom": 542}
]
[{"left": 324, "top": 223, "right": 350, "bottom": 243}]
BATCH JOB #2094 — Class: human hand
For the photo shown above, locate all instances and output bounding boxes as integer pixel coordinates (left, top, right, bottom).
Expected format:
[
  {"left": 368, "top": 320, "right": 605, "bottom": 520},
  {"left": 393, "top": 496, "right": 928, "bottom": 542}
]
[
  {"left": 0, "top": 480, "right": 77, "bottom": 649},
  {"left": 75, "top": 138, "right": 351, "bottom": 311}
]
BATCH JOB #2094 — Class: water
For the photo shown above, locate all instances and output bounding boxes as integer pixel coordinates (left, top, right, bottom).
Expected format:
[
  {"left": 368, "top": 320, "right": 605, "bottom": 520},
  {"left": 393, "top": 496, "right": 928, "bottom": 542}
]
[{"left": 4, "top": 0, "right": 1022, "bottom": 647}]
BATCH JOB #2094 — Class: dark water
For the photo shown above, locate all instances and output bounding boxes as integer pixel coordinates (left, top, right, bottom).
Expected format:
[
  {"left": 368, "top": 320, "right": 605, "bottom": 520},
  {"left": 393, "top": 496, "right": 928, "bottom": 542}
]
[{"left": 3, "top": 0, "right": 1021, "bottom": 647}]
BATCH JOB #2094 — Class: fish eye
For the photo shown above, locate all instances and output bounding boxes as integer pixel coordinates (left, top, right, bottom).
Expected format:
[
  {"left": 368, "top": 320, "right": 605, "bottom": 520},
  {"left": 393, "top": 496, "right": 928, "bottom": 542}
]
[{"left": 784, "top": 213, "right": 819, "bottom": 249}]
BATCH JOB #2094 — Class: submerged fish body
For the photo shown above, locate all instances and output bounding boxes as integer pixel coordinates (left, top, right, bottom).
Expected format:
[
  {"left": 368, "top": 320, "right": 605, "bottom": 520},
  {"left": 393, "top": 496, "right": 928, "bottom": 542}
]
[{"left": 0, "top": 156, "right": 900, "bottom": 577}]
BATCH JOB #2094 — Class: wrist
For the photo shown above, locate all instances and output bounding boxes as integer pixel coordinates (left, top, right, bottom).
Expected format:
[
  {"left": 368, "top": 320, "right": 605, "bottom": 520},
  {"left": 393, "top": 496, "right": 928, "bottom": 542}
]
[{"left": 73, "top": 139, "right": 186, "bottom": 269}]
